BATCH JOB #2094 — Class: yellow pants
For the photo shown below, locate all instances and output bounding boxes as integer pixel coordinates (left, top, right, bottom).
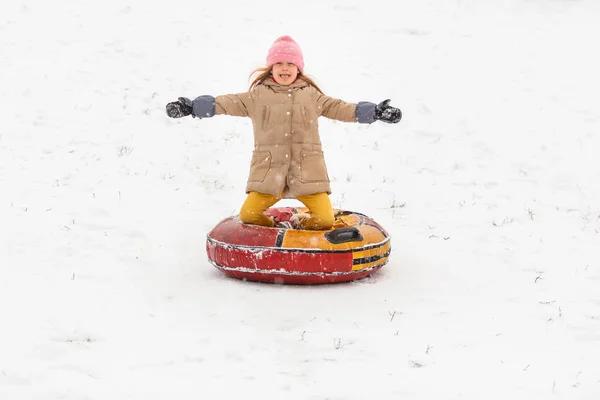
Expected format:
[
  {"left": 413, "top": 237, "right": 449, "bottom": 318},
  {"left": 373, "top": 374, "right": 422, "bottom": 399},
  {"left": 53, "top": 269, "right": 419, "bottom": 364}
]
[{"left": 239, "top": 192, "right": 334, "bottom": 230}]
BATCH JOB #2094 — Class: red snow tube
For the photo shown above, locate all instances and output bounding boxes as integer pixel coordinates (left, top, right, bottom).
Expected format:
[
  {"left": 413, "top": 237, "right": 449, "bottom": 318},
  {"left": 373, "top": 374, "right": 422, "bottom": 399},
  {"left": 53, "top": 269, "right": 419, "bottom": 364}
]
[{"left": 206, "top": 207, "right": 391, "bottom": 284}]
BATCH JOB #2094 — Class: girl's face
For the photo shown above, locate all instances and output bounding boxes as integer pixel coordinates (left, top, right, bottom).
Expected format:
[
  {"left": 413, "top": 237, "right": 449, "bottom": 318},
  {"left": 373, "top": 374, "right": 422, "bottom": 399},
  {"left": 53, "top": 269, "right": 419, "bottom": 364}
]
[{"left": 271, "top": 62, "right": 299, "bottom": 85}]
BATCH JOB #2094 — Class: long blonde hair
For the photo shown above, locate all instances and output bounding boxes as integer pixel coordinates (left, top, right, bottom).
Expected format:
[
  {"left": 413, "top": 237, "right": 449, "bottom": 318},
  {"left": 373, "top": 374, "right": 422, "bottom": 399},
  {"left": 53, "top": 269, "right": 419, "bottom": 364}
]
[{"left": 249, "top": 67, "right": 325, "bottom": 94}]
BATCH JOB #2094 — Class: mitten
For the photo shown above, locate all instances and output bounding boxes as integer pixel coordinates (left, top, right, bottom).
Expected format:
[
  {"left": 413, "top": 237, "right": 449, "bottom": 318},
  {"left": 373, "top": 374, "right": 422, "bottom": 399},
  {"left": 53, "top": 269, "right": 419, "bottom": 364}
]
[
  {"left": 374, "top": 99, "right": 402, "bottom": 123},
  {"left": 166, "top": 97, "right": 194, "bottom": 118}
]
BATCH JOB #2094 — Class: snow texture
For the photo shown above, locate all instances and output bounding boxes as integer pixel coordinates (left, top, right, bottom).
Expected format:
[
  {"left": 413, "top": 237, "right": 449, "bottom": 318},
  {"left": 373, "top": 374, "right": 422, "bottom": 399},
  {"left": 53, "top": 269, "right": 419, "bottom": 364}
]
[{"left": 1, "top": 0, "right": 600, "bottom": 399}]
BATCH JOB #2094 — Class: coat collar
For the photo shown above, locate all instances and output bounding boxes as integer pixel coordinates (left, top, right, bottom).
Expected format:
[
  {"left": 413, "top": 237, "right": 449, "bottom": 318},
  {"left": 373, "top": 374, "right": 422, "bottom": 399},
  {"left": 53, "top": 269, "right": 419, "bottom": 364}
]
[{"left": 262, "top": 77, "right": 308, "bottom": 92}]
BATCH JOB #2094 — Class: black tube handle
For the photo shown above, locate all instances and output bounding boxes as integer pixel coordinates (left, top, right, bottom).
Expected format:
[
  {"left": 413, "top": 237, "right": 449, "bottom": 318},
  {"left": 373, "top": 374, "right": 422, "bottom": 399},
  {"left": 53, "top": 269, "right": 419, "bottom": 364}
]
[{"left": 325, "top": 227, "right": 364, "bottom": 244}]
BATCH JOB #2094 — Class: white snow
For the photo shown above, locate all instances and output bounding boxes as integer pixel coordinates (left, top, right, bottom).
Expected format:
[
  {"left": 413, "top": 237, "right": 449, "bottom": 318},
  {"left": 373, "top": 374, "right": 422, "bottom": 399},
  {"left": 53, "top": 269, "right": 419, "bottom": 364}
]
[{"left": 1, "top": 0, "right": 600, "bottom": 399}]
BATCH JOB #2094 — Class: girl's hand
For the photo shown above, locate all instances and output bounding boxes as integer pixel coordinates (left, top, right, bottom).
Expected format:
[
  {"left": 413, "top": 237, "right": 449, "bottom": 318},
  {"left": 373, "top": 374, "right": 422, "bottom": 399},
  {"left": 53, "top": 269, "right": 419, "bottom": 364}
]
[
  {"left": 374, "top": 99, "right": 402, "bottom": 123},
  {"left": 166, "top": 97, "right": 194, "bottom": 118}
]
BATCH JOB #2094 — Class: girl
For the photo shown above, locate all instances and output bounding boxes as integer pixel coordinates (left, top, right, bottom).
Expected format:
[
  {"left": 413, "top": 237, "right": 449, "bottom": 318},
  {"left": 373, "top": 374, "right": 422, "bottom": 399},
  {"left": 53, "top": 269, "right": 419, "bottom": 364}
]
[{"left": 166, "top": 35, "right": 402, "bottom": 230}]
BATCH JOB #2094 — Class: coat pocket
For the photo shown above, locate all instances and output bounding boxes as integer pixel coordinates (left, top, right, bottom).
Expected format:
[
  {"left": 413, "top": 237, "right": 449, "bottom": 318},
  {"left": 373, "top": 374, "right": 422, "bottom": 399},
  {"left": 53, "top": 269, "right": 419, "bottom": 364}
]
[
  {"left": 300, "top": 150, "right": 330, "bottom": 183},
  {"left": 248, "top": 151, "right": 271, "bottom": 182},
  {"left": 262, "top": 105, "right": 271, "bottom": 131},
  {"left": 300, "top": 106, "right": 309, "bottom": 130},
  {"left": 301, "top": 106, "right": 318, "bottom": 130}
]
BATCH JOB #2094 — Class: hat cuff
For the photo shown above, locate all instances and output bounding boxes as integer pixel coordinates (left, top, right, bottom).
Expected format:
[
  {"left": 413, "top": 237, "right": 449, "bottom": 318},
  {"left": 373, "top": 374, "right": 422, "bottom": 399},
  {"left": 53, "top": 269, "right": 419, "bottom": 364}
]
[{"left": 267, "top": 55, "right": 304, "bottom": 73}]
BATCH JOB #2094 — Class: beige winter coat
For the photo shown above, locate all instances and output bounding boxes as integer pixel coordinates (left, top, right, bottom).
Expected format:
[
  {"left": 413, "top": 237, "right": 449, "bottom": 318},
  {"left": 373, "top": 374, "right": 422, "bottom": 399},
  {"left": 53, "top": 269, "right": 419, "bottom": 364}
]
[{"left": 215, "top": 78, "right": 357, "bottom": 198}]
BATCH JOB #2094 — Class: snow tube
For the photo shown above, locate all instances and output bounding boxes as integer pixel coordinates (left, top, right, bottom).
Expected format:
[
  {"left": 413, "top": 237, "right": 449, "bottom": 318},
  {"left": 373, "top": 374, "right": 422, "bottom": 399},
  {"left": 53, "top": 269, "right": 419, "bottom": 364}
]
[{"left": 206, "top": 207, "right": 391, "bottom": 284}]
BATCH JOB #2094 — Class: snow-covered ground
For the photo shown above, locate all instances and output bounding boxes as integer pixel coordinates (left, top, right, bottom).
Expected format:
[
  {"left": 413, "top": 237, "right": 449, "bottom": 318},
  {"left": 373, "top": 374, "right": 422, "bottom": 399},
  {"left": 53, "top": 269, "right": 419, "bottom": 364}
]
[{"left": 1, "top": 0, "right": 600, "bottom": 398}]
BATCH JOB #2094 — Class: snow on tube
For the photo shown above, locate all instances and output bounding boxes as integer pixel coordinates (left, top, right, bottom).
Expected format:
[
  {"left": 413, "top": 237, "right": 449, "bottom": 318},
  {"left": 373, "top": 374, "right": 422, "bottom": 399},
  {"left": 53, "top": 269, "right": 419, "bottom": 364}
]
[{"left": 206, "top": 207, "right": 391, "bottom": 284}]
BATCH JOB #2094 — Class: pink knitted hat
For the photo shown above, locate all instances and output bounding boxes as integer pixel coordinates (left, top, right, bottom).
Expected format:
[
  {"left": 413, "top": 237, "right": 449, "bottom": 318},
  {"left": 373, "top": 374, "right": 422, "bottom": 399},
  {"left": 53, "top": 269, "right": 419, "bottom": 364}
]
[{"left": 266, "top": 35, "right": 304, "bottom": 73}]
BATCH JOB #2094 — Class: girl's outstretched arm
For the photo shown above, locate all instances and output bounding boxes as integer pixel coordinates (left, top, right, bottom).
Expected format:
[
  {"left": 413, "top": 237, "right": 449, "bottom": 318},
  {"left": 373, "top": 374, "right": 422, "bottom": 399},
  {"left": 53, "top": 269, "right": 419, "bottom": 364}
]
[
  {"left": 215, "top": 92, "right": 256, "bottom": 117},
  {"left": 311, "top": 90, "right": 357, "bottom": 123},
  {"left": 165, "top": 92, "right": 256, "bottom": 119},
  {"left": 309, "top": 88, "right": 401, "bottom": 124}
]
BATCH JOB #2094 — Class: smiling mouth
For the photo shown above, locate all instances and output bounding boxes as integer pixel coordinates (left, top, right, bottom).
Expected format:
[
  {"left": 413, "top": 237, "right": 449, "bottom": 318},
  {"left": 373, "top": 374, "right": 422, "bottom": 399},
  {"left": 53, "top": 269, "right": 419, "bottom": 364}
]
[{"left": 279, "top": 74, "right": 291, "bottom": 79}]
